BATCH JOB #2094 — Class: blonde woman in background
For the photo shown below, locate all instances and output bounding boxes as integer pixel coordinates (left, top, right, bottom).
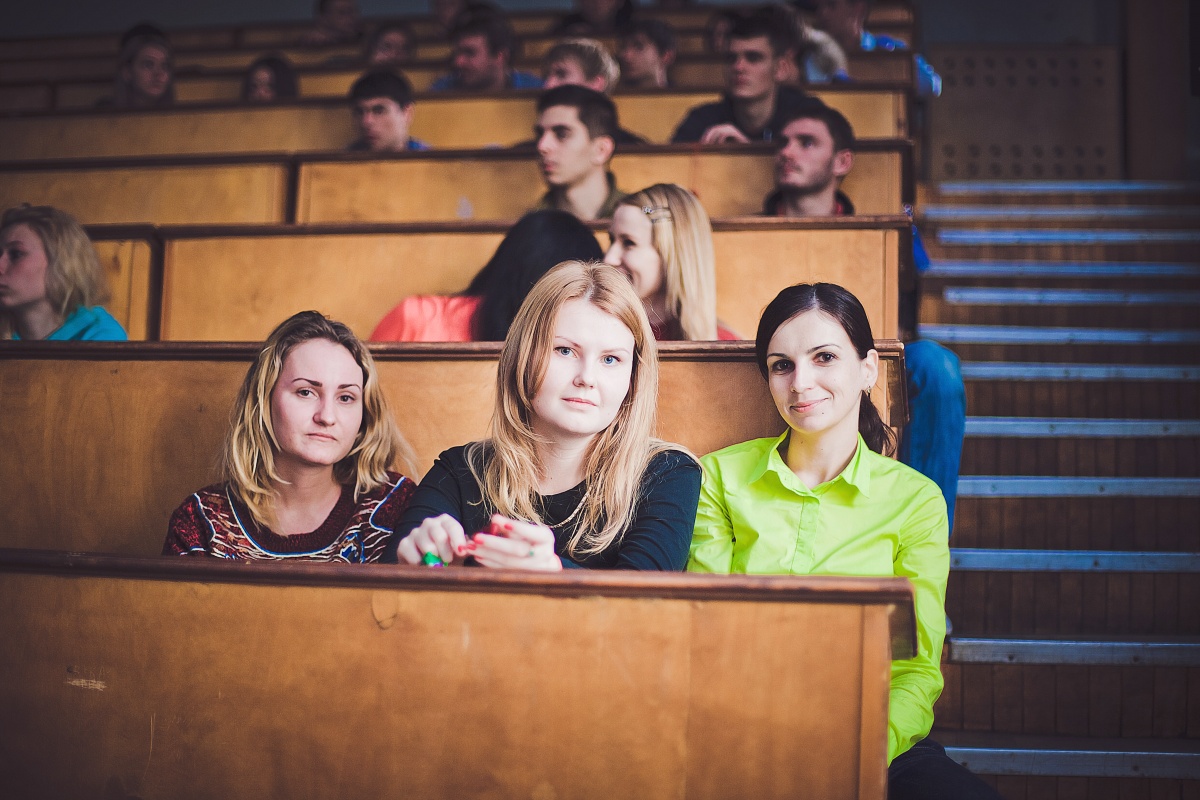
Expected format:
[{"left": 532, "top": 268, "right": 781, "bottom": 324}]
[
  {"left": 603, "top": 184, "right": 740, "bottom": 341},
  {"left": 387, "top": 261, "right": 701, "bottom": 571},
  {"left": 163, "top": 311, "right": 416, "bottom": 561},
  {"left": 0, "top": 204, "right": 127, "bottom": 341}
]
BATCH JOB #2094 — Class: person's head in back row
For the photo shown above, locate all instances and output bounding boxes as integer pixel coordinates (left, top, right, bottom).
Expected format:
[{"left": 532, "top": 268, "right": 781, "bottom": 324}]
[
  {"left": 366, "top": 22, "right": 417, "bottom": 67},
  {"left": 671, "top": 10, "right": 820, "bottom": 144},
  {"left": 533, "top": 85, "right": 625, "bottom": 222},
  {"left": 242, "top": 55, "right": 299, "bottom": 103},
  {"left": 431, "top": 9, "right": 542, "bottom": 92},
  {"left": 112, "top": 24, "right": 174, "bottom": 109},
  {"left": 347, "top": 70, "right": 430, "bottom": 153},
  {"left": 0, "top": 204, "right": 127, "bottom": 341},
  {"left": 763, "top": 102, "right": 855, "bottom": 217},
  {"left": 303, "top": 0, "right": 362, "bottom": 44},
  {"left": 542, "top": 38, "right": 620, "bottom": 93},
  {"left": 617, "top": 18, "right": 677, "bottom": 89}
]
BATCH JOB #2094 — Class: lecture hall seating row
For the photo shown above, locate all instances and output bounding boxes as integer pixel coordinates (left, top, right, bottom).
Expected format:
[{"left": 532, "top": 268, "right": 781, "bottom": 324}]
[
  {"left": 0, "top": 51, "right": 915, "bottom": 112},
  {"left": 0, "top": 546, "right": 913, "bottom": 799},
  {"left": 0, "top": 340, "right": 906, "bottom": 556},
  {"left": 0, "top": 85, "right": 911, "bottom": 158},
  {"left": 0, "top": 3, "right": 917, "bottom": 60},
  {"left": 0, "top": 140, "right": 912, "bottom": 225},
  {"left": 83, "top": 217, "right": 907, "bottom": 342}
]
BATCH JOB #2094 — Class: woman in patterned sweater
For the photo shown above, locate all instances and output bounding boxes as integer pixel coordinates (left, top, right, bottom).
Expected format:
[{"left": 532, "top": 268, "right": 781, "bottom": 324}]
[{"left": 163, "top": 311, "right": 416, "bottom": 561}]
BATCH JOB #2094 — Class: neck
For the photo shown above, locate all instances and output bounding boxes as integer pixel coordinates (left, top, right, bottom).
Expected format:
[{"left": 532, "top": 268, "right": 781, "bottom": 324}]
[
  {"left": 783, "top": 424, "right": 860, "bottom": 489},
  {"left": 534, "top": 435, "right": 593, "bottom": 495},
  {"left": 270, "top": 460, "right": 343, "bottom": 534},
  {"left": 778, "top": 185, "right": 839, "bottom": 217},
  {"left": 733, "top": 90, "right": 776, "bottom": 138},
  {"left": 557, "top": 168, "right": 611, "bottom": 221},
  {"left": 12, "top": 300, "right": 64, "bottom": 341},
  {"left": 643, "top": 291, "right": 671, "bottom": 331}
]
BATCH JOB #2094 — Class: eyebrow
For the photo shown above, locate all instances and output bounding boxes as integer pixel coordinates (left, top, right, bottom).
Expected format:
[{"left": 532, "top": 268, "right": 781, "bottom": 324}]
[
  {"left": 766, "top": 343, "right": 841, "bottom": 359},
  {"left": 290, "top": 378, "right": 362, "bottom": 389}
]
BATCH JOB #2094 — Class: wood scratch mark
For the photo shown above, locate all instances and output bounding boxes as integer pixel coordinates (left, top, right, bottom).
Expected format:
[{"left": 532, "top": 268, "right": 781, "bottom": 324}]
[
  {"left": 64, "top": 679, "right": 107, "bottom": 690},
  {"left": 141, "top": 713, "right": 155, "bottom": 784}
]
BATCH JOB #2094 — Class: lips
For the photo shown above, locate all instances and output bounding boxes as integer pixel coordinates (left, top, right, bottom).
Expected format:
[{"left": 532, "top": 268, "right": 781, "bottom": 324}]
[
  {"left": 564, "top": 397, "right": 596, "bottom": 407},
  {"left": 789, "top": 398, "right": 826, "bottom": 413},
  {"left": 307, "top": 432, "right": 339, "bottom": 441}
]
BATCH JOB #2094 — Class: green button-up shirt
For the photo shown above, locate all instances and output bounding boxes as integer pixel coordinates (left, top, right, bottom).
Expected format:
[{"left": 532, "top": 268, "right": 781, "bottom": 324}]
[{"left": 688, "top": 432, "right": 949, "bottom": 764}]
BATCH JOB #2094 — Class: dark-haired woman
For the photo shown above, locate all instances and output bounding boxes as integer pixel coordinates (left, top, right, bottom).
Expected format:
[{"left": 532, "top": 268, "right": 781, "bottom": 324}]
[
  {"left": 688, "top": 283, "right": 1000, "bottom": 799},
  {"left": 370, "top": 209, "right": 602, "bottom": 342},
  {"left": 242, "top": 55, "right": 299, "bottom": 103}
]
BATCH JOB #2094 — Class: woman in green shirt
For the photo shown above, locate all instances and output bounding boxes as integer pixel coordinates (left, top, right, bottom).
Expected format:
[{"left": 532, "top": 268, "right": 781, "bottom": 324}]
[{"left": 688, "top": 283, "right": 1000, "bottom": 799}]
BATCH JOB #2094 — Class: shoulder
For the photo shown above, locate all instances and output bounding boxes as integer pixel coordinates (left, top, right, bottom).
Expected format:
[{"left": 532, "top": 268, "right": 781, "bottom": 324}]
[
  {"left": 509, "top": 70, "right": 543, "bottom": 89},
  {"left": 371, "top": 294, "right": 478, "bottom": 341},
  {"left": 429, "top": 74, "right": 455, "bottom": 91},
  {"left": 645, "top": 448, "right": 701, "bottom": 479},
  {"left": 700, "top": 436, "right": 777, "bottom": 471},
  {"left": 57, "top": 306, "right": 127, "bottom": 342},
  {"left": 364, "top": 470, "right": 418, "bottom": 526},
  {"left": 861, "top": 448, "right": 945, "bottom": 510},
  {"left": 407, "top": 138, "right": 431, "bottom": 151}
]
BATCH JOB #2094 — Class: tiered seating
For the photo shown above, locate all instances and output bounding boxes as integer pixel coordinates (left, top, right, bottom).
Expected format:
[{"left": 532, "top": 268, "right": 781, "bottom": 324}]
[
  {"left": 0, "top": 549, "right": 912, "bottom": 798},
  {"left": 0, "top": 140, "right": 911, "bottom": 225},
  {"left": 0, "top": 341, "right": 905, "bottom": 554},
  {"left": 916, "top": 180, "right": 1200, "bottom": 793},
  {"left": 82, "top": 217, "right": 904, "bottom": 341},
  {"left": 0, "top": 86, "right": 909, "bottom": 159}
]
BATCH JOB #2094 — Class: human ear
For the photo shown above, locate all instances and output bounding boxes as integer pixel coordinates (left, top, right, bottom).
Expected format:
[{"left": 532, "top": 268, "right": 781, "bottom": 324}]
[
  {"left": 862, "top": 349, "right": 879, "bottom": 391},
  {"left": 591, "top": 134, "right": 615, "bottom": 166},
  {"left": 833, "top": 149, "right": 854, "bottom": 179}
]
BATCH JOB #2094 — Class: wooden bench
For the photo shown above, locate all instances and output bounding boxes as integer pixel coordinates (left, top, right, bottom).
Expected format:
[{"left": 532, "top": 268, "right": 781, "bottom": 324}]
[
  {"left": 294, "top": 142, "right": 910, "bottom": 222},
  {"left": 17, "top": 51, "right": 915, "bottom": 112},
  {"left": 0, "top": 155, "right": 292, "bottom": 226},
  {"left": 0, "top": 141, "right": 908, "bottom": 225},
  {"left": 0, "top": 341, "right": 904, "bottom": 556},
  {"left": 150, "top": 219, "right": 904, "bottom": 341},
  {"left": 0, "top": 548, "right": 912, "bottom": 799},
  {"left": 0, "top": 86, "right": 909, "bottom": 159}
]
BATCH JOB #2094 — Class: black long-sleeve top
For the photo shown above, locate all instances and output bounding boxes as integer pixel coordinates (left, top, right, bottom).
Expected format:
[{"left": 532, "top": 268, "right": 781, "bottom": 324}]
[{"left": 384, "top": 445, "right": 701, "bottom": 570}]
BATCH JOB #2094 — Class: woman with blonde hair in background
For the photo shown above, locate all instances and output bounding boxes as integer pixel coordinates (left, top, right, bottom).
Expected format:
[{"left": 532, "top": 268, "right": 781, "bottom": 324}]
[
  {"left": 604, "top": 183, "right": 739, "bottom": 341},
  {"left": 163, "top": 311, "right": 416, "bottom": 561},
  {"left": 0, "top": 204, "right": 127, "bottom": 341},
  {"left": 387, "top": 260, "right": 701, "bottom": 570}
]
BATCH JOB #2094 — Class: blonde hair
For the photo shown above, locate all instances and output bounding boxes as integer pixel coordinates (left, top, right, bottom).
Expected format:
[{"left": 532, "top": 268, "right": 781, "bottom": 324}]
[
  {"left": 222, "top": 310, "right": 413, "bottom": 530},
  {"left": 468, "top": 261, "right": 683, "bottom": 558},
  {"left": 618, "top": 184, "right": 718, "bottom": 340},
  {"left": 544, "top": 38, "right": 621, "bottom": 92},
  {"left": 0, "top": 204, "right": 110, "bottom": 339}
]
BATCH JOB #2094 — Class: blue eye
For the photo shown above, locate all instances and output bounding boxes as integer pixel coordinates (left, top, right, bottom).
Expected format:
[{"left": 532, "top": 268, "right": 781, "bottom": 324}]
[
  {"left": 555, "top": 346, "right": 573, "bottom": 356},
  {"left": 602, "top": 354, "right": 620, "bottom": 365}
]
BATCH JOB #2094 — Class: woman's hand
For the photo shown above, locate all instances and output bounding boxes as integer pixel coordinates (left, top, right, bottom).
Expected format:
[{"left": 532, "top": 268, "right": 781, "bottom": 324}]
[
  {"left": 395, "top": 514, "right": 469, "bottom": 565},
  {"left": 468, "top": 514, "right": 563, "bottom": 572}
]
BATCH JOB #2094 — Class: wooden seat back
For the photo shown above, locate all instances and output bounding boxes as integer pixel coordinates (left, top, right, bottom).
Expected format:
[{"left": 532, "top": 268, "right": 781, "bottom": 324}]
[
  {"left": 0, "top": 141, "right": 908, "bottom": 225},
  {"left": 153, "top": 219, "right": 904, "bottom": 341},
  {"left": 0, "top": 549, "right": 910, "bottom": 799},
  {"left": 0, "top": 87, "right": 908, "bottom": 159},
  {"left": 0, "top": 341, "right": 904, "bottom": 555}
]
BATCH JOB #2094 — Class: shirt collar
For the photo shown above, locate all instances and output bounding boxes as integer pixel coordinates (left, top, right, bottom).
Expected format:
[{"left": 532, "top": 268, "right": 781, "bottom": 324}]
[{"left": 748, "top": 431, "right": 872, "bottom": 497}]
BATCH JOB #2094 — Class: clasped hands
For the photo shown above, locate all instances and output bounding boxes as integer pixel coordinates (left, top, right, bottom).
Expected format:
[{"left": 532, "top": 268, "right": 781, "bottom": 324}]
[{"left": 396, "top": 513, "right": 563, "bottom": 571}]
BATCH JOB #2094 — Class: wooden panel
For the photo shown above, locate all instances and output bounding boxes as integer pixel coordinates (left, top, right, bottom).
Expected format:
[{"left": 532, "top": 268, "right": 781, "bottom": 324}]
[
  {"left": 296, "top": 147, "right": 903, "bottom": 222},
  {"left": 92, "top": 239, "right": 153, "bottom": 341},
  {"left": 0, "top": 558, "right": 904, "bottom": 799},
  {"left": 0, "top": 82, "right": 51, "bottom": 113},
  {"left": 0, "top": 342, "right": 902, "bottom": 556},
  {"left": 0, "top": 88, "right": 907, "bottom": 159},
  {"left": 0, "top": 164, "right": 288, "bottom": 225},
  {"left": 928, "top": 45, "right": 1123, "bottom": 181},
  {"left": 158, "top": 223, "right": 901, "bottom": 341}
]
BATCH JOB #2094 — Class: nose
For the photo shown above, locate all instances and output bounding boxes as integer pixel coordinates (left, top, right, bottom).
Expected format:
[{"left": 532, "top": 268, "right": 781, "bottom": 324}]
[
  {"left": 574, "top": 358, "right": 597, "bottom": 387},
  {"left": 313, "top": 394, "right": 337, "bottom": 425},
  {"left": 536, "top": 131, "right": 554, "bottom": 155},
  {"left": 602, "top": 242, "right": 622, "bottom": 267},
  {"left": 791, "top": 361, "right": 816, "bottom": 393}
]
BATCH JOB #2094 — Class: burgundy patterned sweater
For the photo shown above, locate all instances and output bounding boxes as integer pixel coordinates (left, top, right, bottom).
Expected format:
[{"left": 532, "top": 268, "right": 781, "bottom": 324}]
[{"left": 162, "top": 471, "right": 415, "bottom": 562}]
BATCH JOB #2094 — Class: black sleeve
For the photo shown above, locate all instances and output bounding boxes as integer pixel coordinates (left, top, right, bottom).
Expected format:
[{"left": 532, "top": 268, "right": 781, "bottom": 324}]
[
  {"left": 610, "top": 450, "right": 702, "bottom": 571},
  {"left": 670, "top": 108, "right": 709, "bottom": 144},
  {"left": 383, "top": 448, "right": 474, "bottom": 563}
]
